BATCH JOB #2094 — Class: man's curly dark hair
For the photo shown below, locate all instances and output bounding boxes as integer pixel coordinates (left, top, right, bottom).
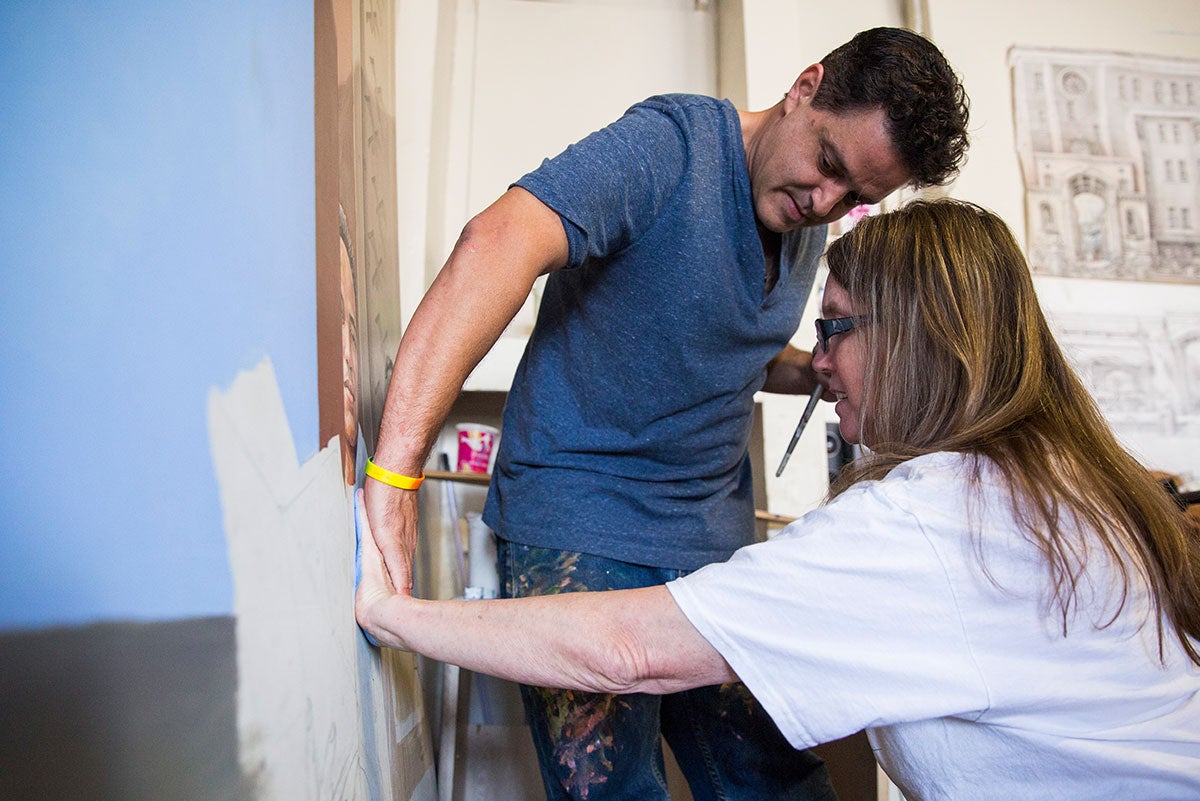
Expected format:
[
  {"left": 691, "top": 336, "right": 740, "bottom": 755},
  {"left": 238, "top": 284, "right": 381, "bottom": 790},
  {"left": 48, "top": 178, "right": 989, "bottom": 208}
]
[{"left": 814, "top": 27, "right": 970, "bottom": 188}]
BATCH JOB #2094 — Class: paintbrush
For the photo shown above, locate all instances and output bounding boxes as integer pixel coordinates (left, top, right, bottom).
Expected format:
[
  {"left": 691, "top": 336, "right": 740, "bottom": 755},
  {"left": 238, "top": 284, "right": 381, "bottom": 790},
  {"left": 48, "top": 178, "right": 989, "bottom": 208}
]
[{"left": 775, "top": 386, "right": 825, "bottom": 478}]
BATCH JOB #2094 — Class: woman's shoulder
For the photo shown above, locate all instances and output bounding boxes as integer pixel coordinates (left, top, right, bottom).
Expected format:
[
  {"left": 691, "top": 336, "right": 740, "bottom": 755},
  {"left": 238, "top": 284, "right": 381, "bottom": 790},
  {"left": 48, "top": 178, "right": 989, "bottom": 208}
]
[
  {"left": 830, "top": 451, "right": 1011, "bottom": 535},
  {"left": 859, "top": 451, "right": 984, "bottom": 498}
]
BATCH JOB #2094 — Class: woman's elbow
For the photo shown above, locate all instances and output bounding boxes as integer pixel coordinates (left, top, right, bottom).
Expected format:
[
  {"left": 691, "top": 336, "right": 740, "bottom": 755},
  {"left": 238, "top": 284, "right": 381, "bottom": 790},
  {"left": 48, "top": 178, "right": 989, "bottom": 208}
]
[{"left": 576, "top": 631, "right": 658, "bottom": 695}]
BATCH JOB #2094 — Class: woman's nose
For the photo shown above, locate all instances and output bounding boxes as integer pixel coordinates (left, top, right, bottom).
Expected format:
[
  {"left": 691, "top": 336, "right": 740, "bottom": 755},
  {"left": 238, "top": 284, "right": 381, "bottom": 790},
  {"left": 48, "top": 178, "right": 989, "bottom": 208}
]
[{"left": 811, "top": 343, "right": 832, "bottom": 374}]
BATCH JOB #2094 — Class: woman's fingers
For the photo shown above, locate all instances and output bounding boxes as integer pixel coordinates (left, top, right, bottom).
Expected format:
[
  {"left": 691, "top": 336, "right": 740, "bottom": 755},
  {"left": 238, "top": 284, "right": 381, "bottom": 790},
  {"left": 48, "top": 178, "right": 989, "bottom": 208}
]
[{"left": 354, "top": 488, "right": 388, "bottom": 646}]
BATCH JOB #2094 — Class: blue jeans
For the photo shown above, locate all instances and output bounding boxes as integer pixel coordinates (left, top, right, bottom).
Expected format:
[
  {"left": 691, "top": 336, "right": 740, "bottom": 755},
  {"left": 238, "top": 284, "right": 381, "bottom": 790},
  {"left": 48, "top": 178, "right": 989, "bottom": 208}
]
[{"left": 499, "top": 540, "right": 838, "bottom": 801}]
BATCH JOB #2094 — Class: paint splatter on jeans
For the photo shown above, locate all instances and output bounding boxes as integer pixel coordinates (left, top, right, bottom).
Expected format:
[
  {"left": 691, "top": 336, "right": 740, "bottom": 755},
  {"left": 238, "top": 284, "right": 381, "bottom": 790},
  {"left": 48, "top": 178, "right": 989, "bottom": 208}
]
[{"left": 499, "top": 540, "right": 838, "bottom": 801}]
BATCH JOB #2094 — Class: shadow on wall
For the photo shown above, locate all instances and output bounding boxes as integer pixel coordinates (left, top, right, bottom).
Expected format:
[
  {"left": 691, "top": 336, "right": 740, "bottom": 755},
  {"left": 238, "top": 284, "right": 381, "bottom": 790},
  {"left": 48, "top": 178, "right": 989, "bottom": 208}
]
[{"left": 0, "top": 617, "right": 248, "bottom": 801}]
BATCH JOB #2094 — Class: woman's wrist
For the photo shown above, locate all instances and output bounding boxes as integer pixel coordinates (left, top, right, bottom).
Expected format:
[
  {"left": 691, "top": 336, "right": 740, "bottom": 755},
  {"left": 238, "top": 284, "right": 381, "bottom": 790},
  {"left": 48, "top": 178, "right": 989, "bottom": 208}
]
[
  {"left": 376, "top": 593, "right": 426, "bottom": 651},
  {"left": 358, "top": 594, "right": 397, "bottom": 649}
]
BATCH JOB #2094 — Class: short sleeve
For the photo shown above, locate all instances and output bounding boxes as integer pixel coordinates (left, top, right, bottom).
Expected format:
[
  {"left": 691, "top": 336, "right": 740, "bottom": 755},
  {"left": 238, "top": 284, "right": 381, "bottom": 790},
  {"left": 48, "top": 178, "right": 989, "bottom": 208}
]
[
  {"left": 667, "top": 472, "right": 991, "bottom": 748},
  {"left": 513, "top": 98, "right": 690, "bottom": 267}
]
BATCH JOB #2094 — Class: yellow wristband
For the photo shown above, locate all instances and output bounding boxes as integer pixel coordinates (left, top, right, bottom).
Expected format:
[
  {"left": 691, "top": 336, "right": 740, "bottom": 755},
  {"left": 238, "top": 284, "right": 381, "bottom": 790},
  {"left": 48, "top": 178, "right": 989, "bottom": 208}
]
[{"left": 365, "top": 458, "right": 425, "bottom": 490}]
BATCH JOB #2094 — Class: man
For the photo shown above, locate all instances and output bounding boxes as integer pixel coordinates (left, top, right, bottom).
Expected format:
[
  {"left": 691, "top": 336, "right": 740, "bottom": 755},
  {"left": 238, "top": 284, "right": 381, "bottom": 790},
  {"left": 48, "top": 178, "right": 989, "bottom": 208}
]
[{"left": 364, "top": 26, "right": 969, "bottom": 801}]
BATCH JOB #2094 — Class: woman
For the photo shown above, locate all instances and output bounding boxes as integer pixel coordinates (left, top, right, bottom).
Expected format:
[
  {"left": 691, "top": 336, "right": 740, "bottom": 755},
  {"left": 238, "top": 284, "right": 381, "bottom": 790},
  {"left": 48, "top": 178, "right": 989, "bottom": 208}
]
[{"left": 356, "top": 200, "right": 1200, "bottom": 800}]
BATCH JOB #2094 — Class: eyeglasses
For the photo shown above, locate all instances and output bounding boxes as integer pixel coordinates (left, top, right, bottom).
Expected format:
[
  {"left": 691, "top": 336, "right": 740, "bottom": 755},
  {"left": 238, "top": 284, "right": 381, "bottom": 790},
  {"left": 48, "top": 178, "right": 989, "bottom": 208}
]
[{"left": 814, "top": 315, "right": 869, "bottom": 352}]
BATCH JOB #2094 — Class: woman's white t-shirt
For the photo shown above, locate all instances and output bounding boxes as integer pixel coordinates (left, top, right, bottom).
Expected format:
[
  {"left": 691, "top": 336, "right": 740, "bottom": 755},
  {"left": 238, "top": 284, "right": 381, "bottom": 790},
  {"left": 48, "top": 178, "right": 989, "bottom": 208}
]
[{"left": 668, "top": 452, "right": 1200, "bottom": 801}]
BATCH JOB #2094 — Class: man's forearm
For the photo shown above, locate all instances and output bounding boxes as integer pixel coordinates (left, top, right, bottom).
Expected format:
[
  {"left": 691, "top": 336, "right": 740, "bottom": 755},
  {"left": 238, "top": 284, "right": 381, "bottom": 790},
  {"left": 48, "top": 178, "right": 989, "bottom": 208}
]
[{"left": 371, "top": 187, "right": 569, "bottom": 474}]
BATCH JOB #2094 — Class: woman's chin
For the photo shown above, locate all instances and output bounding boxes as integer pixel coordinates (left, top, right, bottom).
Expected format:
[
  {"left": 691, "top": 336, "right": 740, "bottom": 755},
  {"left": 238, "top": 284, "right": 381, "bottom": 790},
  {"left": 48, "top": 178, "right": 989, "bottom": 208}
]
[{"left": 835, "top": 404, "right": 860, "bottom": 445}]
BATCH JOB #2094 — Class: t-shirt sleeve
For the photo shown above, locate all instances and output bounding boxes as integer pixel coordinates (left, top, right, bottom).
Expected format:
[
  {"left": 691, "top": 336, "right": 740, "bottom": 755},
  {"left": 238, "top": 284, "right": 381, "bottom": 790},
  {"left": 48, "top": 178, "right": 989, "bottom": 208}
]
[
  {"left": 513, "top": 98, "right": 689, "bottom": 268},
  {"left": 667, "top": 477, "right": 991, "bottom": 748}
]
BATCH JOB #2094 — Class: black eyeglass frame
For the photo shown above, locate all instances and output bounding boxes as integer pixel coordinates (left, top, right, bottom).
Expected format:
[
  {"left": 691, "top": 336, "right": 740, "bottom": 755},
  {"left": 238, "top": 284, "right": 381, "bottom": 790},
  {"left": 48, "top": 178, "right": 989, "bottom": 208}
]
[{"left": 814, "top": 315, "right": 869, "bottom": 352}]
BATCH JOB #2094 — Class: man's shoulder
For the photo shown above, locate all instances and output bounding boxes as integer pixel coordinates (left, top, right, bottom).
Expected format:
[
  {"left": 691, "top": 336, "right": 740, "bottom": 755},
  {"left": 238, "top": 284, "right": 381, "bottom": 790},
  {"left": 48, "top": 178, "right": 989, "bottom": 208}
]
[
  {"left": 637, "top": 92, "right": 725, "bottom": 109},
  {"left": 628, "top": 93, "right": 736, "bottom": 128}
]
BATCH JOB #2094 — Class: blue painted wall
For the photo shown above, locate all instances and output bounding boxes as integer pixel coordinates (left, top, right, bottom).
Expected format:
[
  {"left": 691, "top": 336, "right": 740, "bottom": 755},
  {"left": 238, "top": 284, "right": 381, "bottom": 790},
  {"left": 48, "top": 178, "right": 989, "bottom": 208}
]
[{"left": 0, "top": 1, "right": 317, "bottom": 629}]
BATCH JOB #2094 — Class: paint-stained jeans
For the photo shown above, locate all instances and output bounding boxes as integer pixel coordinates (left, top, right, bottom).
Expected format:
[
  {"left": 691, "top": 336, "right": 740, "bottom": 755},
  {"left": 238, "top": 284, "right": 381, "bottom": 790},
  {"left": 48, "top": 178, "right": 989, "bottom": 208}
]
[{"left": 498, "top": 540, "right": 839, "bottom": 801}]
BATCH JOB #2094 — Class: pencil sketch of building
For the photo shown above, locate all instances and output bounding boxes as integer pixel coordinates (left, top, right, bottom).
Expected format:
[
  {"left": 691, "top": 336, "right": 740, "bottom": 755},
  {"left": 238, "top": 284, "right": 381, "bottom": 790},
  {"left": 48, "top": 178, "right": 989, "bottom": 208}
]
[
  {"left": 1011, "top": 47, "right": 1200, "bottom": 283},
  {"left": 1050, "top": 311, "right": 1200, "bottom": 443}
]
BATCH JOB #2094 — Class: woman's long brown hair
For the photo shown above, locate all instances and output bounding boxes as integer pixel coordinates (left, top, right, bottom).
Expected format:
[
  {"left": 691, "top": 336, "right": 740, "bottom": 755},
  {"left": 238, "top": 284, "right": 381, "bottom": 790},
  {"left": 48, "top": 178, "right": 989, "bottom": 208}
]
[{"left": 825, "top": 199, "right": 1200, "bottom": 664}]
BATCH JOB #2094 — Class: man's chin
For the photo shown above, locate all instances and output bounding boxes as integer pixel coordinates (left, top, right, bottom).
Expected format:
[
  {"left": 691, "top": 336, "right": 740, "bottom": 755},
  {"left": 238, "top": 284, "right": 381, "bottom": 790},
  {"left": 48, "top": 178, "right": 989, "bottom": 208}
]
[
  {"left": 781, "top": 217, "right": 824, "bottom": 232},
  {"left": 785, "top": 210, "right": 836, "bottom": 230},
  {"left": 759, "top": 209, "right": 828, "bottom": 233}
]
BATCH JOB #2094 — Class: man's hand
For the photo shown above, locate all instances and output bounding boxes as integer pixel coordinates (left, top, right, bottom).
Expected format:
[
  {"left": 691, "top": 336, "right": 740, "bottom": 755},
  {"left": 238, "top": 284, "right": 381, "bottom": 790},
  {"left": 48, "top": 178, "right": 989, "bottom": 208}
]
[
  {"left": 362, "top": 477, "right": 420, "bottom": 597},
  {"left": 763, "top": 343, "right": 827, "bottom": 397},
  {"left": 355, "top": 489, "right": 408, "bottom": 647}
]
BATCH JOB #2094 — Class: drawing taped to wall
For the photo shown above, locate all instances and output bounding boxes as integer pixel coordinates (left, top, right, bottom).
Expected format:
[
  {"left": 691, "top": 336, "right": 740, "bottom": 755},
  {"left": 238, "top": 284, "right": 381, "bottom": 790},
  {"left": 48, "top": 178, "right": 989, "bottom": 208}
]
[
  {"left": 340, "top": 207, "right": 362, "bottom": 486},
  {"left": 1010, "top": 46, "right": 1200, "bottom": 283},
  {"left": 354, "top": 0, "right": 402, "bottom": 458},
  {"left": 317, "top": 0, "right": 401, "bottom": 480},
  {"left": 1048, "top": 310, "right": 1200, "bottom": 483}
]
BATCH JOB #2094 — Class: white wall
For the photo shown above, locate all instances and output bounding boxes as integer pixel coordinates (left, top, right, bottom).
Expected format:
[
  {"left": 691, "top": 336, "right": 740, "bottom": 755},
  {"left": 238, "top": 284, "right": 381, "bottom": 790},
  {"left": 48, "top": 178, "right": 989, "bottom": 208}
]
[{"left": 742, "top": 0, "right": 904, "bottom": 108}]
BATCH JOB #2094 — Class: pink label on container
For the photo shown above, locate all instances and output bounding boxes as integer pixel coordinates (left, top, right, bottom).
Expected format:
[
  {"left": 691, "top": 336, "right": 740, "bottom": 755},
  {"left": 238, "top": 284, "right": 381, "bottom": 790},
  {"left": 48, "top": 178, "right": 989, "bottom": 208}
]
[{"left": 456, "top": 425, "right": 497, "bottom": 473}]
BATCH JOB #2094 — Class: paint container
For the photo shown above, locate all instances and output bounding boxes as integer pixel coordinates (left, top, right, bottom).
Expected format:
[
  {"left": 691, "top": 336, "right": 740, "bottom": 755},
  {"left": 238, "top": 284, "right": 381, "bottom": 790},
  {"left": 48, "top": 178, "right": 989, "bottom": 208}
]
[
  {"left": 466, "top": 513, "right": 499, "bottom": 599},
  {"left": 455, "top": 423, "right": 499, "bottom": 473}
]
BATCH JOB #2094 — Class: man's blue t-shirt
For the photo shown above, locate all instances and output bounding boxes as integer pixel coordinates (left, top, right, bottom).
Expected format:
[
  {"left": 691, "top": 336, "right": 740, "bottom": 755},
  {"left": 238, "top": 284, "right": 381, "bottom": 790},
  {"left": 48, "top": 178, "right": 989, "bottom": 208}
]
[{"left": 481, "top": 94, "right": 826, "bottom": 570}]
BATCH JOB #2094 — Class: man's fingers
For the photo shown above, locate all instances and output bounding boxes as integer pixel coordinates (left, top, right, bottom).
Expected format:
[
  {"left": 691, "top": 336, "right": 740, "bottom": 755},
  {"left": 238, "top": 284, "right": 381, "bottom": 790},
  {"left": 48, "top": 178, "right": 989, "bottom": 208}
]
[
  {"left": 355, "top": 489, "right": 393, "bottom": 595},
  {"left": 378, "top": 541, "right": 412, "bottom": 595},
  {"left": 362, "top": 480, "right": 418, "bottom": 595}
]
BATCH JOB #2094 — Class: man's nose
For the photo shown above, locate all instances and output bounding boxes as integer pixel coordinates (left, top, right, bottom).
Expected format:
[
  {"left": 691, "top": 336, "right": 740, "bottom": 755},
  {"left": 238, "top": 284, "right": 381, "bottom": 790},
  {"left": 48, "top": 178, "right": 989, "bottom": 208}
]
[
  {"left": 811, "top": 184, "right": 844, "bottom": 218},
  {"left": 811, "top": 191, "right": 840, "bottom": 219}
]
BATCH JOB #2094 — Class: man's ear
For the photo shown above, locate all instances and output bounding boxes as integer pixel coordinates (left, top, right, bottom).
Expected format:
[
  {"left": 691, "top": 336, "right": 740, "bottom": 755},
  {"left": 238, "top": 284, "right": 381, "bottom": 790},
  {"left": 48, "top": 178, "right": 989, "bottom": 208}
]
[{"left": 785, "top": 63, "right": 824, "bottom": 112}]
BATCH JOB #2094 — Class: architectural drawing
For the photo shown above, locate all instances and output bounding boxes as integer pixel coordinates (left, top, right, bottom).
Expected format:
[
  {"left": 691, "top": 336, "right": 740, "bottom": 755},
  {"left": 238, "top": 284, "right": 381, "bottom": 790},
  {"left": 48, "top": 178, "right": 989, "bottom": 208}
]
[
  {"left": 1048, "top": 310, "right": 1200, "bottom": 481},
  {"left": 1010, "top": 47, "right": 1200, "bottom": 282}
]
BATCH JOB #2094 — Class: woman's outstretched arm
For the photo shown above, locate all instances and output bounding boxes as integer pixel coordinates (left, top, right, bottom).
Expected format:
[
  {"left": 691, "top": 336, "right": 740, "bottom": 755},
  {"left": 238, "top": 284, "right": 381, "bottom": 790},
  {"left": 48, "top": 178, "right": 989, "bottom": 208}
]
[{"left": 354, "top": 492, "right": 736, "bottom": 694}]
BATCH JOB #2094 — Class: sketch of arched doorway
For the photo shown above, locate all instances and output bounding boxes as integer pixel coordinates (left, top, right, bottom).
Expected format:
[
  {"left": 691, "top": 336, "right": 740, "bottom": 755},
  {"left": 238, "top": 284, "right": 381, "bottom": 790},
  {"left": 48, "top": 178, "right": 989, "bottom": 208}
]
[{"left": 1069, "top": 174, "right": 1109, "bottom": 262}]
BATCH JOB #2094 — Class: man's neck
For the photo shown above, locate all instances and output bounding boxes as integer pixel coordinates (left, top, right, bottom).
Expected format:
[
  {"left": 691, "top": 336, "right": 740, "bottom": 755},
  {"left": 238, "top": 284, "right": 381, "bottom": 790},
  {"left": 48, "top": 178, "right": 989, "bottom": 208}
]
[
  {"left": 758, "top": 220, "right": 781, "bottom": 294},
  {"left": 738, "top": 99, "right": 787, "bottom": 162},
  {"left": 737, "top": 107, "right": 767, "bottom": 166}
]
